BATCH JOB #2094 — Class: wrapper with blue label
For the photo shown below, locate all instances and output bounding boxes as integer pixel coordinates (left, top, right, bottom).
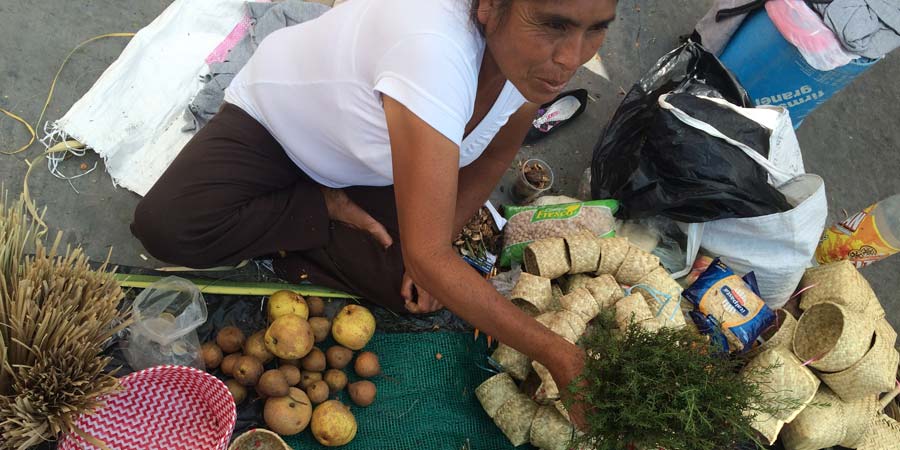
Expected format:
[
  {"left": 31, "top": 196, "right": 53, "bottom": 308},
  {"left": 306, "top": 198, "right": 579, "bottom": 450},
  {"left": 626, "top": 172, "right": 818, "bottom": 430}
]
[{"left": 683, "top": 258, "right": 775, "bottom": 353}]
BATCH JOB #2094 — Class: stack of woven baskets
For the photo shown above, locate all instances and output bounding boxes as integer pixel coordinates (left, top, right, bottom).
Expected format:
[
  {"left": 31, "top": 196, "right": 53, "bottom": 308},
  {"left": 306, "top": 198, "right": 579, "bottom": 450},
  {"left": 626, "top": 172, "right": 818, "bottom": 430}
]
[
  {"left": 476, "top": 233, "right": 685, "bottom": 450},
  {"left": 741, "top": 260, "right": 900, "bottom": 450}
]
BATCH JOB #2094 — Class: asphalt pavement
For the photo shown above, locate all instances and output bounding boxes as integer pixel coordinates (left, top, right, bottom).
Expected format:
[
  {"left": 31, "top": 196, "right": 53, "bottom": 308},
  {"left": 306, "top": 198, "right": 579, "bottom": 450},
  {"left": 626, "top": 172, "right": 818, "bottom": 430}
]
[{"left": 1, "top": 0, "right": 897, "bottom": 329}]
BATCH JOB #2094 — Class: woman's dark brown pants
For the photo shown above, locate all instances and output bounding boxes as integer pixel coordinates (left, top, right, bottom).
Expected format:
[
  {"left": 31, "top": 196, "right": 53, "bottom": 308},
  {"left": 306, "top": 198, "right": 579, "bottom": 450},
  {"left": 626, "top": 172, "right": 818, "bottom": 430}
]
[{"left": 131, "top": 104, "right": 407, "bottom": 312}]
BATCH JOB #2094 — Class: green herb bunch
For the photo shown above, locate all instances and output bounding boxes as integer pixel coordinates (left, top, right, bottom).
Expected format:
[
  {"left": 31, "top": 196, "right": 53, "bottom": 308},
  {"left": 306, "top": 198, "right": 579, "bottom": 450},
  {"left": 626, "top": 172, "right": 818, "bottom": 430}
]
[{"left": 570, "top": 310, "right": 781, "bottom": 450}]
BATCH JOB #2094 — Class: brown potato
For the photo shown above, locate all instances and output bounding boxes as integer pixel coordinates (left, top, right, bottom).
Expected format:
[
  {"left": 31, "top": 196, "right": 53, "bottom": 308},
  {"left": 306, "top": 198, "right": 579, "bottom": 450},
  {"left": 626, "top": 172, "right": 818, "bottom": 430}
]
[
  {"left": 353, "top": 351, "right": 381, "bottom": 378},
  {"left": 324, "top": 369, "right": 348, "bottom": 394},
  {"left": 300, "top": 371, "right": 323, "bottom": 390},
  {"left": 221, "top": 353, "right": 242, "bottom": 376},
  {"left": 216, "top": 326, "right": 245, "bottom": 354},
  {"left": 325, "top": 346, "right": 353, "bottom": 370},
  {"left": 307, "top": 296, "right": 326, "bottom": 317},
  {"left": 309, "top": 317, "right": 331, "bottom": 343},
  {"left": 279, "top": 365, "right": 302, "bottom": 386},
  {"left": 258, "top": 369, "right": 290, "bottom": 398},
  {"left": 225, "top": 379, "right": 248, "bottom": 405},
  {"left": 201, "top": 342, "right": 223, "bottom": 370},
  {"left": 264, "top": 387, "right": 313, "bottom": 436},
  {"left": 306, "top": 380, "right": 330, "bottom": 404},
  {"left": 301, "top": 348, "right": 327, "bottom": 372},
  {"left": 234, "top": 355, "right": 264, "bottom": 387},
  {"left": 279, "top": 358, "right": 300, "bottom": 367},
  {"left": 348, "top": 380, "right": 377, "bottom": 407},
  {"left": 244, "top": 330, "right": 274, "bottom": 364}
]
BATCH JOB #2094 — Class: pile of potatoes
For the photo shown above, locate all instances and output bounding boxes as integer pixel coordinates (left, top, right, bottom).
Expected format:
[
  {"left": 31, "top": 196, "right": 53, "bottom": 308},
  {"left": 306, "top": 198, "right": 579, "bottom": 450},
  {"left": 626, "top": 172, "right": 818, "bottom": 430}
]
[{"left": 199, "top": 291, "right": 381, "bottom": 447}]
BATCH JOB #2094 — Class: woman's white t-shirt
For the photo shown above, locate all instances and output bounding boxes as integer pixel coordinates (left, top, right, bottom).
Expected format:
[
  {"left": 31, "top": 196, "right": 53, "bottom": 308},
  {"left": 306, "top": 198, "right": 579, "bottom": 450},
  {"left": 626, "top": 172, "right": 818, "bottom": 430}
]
[{"left": 224, "top": 0, "right": 527, "bottom": 188}]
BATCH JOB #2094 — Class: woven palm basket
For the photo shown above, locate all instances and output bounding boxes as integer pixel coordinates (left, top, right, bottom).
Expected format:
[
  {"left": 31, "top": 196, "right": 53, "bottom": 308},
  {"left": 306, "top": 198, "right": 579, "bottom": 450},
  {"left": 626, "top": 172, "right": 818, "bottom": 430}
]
[
  {"left": 228, "top": 429, "right": 290, "bottom": 450},
  {"left": 565, "top": 230, "right": 600, "bottom": 274},
  {"left": 746, "top": 310, "right": 798, "bottom": 359},
  {"left": 818, "top": 319, "right": 899, "bottom": 401},
  {"left": 744, "top": 348, "right": 819, "bottom": 423},
  {"left": 491, "top": 344, "right": 532, "bottom": 381},
  {"left": 846, "top": 376, "right": 900, "bottom": 449},
  {"left": 780, "top": 386, "right": 847, "bottom": 450},
  {"left": 510, "top": 272, "right": 553, "bottom": 315},
  {"left": 889, "top": 358, "right": 900, "bottom": 422},
  {"left": 476, "top": 372, "right": 520, "bottom": 419},
  {"left": 615, "top": 246, "right": 660, "bottom": 285},
  {"left": 799, "top": 260, "right": 884, "bottom": 319},
  {"left": 529, "top": 404, "right": 574, "bottom": 450},
  {"left": 857, "top": 413, "right": 900, "bottom": 450},
  {"left": 596, "top": 237, "right": 629, "bottom": 276},
  {"left": 614, "top": 293, "right": 655, "bottom": 330},
  {"left": 559, "top": 288, "right": 601, "bottom": 322},
  {"left": 583, "top": 274, "right": 624, "bottom": 309},
  {"left": 524, "top": 237, "right": 570, "bottom": 279},
  {"left": 563, "top": 273, "right": 593, "bottom": 294},
  {"left": 840, "top": 396, "right": 882, "bottom": 448},
  {"left": 792, "top": 302, "right": 875, "bottom": 372}
]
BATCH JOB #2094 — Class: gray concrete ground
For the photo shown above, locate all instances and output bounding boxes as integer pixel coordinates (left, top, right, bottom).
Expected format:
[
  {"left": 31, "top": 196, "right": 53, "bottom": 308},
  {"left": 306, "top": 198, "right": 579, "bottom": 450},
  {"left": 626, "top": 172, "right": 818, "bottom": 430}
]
[{"left": 1, "top": 0, "right": 897, "bottom": 328}]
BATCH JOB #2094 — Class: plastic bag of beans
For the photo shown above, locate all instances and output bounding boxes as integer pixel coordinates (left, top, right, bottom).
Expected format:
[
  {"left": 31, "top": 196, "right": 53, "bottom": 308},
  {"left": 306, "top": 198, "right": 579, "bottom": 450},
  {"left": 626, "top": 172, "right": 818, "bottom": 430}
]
[{"left": 499, "top": 199, "right": 618, "bottom": 267}]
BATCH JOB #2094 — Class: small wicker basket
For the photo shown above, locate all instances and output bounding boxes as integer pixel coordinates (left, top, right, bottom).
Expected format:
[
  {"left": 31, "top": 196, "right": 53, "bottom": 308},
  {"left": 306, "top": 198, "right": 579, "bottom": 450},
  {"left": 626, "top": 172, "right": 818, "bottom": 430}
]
[
  {"left": 228, "top": 429, "right": 290, "bottom": 450},
  {"left": 524, "top": 237, "right": 570, "bottom": 279},
  {"left": 564, "top": 230, "right": 600, "bottom": 274},
  {"left": 745, "top": 309, "right": 797, "bottom": 359},
  {"left": 818, "top": 319, "right": 899, "bottom": 401},
  {"left": 58, "top": 365, "right": 237, "bottom": 450},
  {"left": 792, "top": 302, "right": 875, "bottom": 372}
]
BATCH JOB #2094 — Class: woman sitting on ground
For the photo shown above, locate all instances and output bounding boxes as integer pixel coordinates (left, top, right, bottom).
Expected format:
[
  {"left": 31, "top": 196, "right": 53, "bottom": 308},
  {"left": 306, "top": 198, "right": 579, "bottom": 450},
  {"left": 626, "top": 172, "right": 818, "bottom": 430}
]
[{"left": 132, "top": 0, "right": 618, "bottom": 426}]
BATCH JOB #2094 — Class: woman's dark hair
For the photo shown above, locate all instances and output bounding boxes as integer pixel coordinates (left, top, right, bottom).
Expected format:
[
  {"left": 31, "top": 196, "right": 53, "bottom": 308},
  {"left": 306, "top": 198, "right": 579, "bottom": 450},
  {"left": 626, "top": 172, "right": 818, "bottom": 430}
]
[{"left": 469, "top": 0, "right": 513, "bottom": 36}]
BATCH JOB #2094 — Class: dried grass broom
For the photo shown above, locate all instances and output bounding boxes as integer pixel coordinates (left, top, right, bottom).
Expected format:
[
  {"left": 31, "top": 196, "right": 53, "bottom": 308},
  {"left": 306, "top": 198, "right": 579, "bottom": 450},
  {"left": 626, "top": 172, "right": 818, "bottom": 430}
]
[{"left": 0, "top": 192, "right": 128, "bottom": 450}]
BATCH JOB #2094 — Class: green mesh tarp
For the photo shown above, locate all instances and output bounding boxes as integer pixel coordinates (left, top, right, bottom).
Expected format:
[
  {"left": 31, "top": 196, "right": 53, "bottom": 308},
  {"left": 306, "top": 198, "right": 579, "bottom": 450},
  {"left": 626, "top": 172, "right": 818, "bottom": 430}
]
[{"left": 283, "top": 331, "right": 522, "bottom": 450}]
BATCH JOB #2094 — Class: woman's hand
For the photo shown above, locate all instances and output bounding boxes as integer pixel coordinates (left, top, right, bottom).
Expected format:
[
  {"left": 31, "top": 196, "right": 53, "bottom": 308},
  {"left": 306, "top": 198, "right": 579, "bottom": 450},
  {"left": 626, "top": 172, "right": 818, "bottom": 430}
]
[
  {"left": 320, "top": 187, "right": 443, "bottom": 314},
  {"left": 548, "top": 342, "right": 589, "bottom": 431},
  {"left": 320, "top": 187, "right": 393, "bottom": 248},
  {"left": 400, "top": 272, "right": 444, "bottom": 314}
]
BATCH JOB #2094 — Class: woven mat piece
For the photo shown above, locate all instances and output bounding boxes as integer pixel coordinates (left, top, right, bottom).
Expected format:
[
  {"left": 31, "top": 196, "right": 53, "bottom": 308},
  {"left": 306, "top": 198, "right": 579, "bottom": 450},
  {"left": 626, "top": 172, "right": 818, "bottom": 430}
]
[{"left": 283, "top": 331, "right": 519, "bottom": 450}]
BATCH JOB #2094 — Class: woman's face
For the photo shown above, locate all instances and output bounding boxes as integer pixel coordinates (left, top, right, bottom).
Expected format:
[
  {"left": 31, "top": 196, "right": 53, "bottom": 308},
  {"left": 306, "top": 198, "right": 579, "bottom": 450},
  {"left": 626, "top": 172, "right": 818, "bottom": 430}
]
[{"left": 478, "top": 0, "right": 617, "bottom": 104}]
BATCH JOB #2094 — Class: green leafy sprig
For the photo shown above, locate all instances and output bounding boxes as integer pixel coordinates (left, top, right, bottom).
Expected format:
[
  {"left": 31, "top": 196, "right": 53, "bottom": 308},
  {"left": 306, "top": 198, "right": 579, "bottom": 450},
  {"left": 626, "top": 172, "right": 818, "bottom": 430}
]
[{"left": 570, "top": 310, "right": 794, "bottom": 450}]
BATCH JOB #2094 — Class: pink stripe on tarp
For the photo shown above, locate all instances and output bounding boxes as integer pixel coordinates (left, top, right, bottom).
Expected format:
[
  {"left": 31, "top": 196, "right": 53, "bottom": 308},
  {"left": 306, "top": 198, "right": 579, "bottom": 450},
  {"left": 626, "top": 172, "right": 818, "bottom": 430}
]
[{"left": 205, "top": 0, "right": 271, "bottom": 65}]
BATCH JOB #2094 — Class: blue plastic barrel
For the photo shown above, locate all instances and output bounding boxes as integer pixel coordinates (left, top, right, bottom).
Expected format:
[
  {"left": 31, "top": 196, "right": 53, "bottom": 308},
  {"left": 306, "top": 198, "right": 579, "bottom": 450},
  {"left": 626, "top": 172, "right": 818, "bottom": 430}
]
[{"left": 719, "top": 9, "right": 878, "bottom": 127}]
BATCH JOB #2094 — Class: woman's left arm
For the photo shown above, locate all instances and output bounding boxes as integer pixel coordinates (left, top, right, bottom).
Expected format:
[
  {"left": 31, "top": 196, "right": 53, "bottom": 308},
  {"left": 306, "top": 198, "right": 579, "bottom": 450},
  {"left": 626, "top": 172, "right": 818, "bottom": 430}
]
[
  {"left": 452, "top": 102, "right": 539, "bottom": 235},
  {"left": 401, "top": 102, "right": 538, "bottom": 313}
]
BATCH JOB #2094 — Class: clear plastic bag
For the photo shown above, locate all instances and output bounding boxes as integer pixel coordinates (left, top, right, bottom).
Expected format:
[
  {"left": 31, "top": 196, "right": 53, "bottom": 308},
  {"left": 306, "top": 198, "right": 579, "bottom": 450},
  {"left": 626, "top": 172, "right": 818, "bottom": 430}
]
[
  {"left": 766, "top": 0, "right": 856, "bottom": 71},
  {"left": 123, "top": 276, "right": 208, "bottom": 371},
  {"left": 499, "top": 200, "right": 618, "bottom": 267},
  {"left": 617, "top": 217, "right": 688, "bottom": 276}
]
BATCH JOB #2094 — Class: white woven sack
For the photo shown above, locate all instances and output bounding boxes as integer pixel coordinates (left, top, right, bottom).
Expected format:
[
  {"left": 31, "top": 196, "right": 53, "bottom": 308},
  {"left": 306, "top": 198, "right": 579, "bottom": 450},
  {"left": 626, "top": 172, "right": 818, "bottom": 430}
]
[{"left": 661, "top": 94, "right": 827, "bottom": 308}]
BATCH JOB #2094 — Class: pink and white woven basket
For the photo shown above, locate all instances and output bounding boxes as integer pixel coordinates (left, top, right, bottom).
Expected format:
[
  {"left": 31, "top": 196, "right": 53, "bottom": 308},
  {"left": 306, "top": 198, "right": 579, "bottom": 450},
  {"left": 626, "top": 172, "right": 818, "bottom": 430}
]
[{"left": 58, "top": 365, "right": 236, "bottom": 450}]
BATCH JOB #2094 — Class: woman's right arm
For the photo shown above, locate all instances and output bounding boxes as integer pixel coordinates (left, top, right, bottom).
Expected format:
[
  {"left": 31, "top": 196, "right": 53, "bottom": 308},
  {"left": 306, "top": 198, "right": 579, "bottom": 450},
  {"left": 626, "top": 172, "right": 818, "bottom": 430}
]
[{"left": 382, "top": 95, "right": 588, "bottom": 426}]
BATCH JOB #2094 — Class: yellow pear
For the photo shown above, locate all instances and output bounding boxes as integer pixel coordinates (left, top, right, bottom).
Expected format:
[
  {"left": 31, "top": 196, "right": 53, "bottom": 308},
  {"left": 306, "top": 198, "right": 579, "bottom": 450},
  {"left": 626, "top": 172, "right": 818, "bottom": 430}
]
[
  {"left": 331, "top": 305, "right": 376, "bottom": 350},
  {"left": 311, "top": 400, "right": 357, "bottom": 446},
  {"left": 265, "top": 315, "right": 314, "bottom": 359},
  {"left": 268, "top": 290, "right": 309, "bottom": 322}
]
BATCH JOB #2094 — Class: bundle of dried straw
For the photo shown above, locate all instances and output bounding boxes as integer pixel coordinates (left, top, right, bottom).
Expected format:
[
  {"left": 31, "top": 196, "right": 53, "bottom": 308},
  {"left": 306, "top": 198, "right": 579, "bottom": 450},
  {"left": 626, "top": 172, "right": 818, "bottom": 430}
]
[{"left": 0, "top": 192, "right": 128, "bottom": 450}]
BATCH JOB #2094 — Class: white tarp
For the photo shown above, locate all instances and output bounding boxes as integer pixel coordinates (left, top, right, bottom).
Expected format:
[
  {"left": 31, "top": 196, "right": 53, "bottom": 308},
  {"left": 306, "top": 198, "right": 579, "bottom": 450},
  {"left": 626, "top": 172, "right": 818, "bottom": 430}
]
[{"left": 50, "top": 0, "right": 246, "bottom": 196}]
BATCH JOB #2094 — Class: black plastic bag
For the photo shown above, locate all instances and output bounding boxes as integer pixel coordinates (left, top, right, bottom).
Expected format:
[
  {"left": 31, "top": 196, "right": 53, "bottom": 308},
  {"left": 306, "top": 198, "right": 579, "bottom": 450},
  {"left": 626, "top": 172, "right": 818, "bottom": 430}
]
[{"left": 590, "top": 42, "right": 792, "bottom": 222}]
